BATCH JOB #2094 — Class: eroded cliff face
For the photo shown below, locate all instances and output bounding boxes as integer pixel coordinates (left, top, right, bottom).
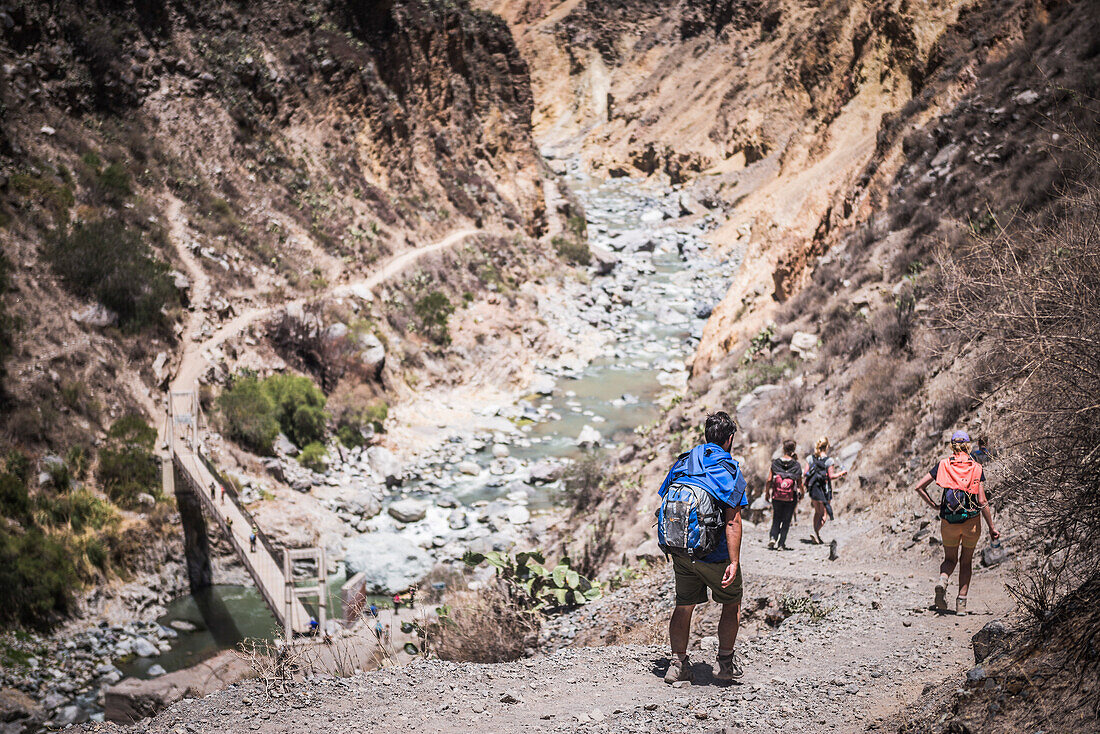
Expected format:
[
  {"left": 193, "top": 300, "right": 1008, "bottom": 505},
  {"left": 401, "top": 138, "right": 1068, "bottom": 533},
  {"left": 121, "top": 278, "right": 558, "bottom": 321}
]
[{"left": 481, "top": 0, "right": 1099, "bottom": 370}]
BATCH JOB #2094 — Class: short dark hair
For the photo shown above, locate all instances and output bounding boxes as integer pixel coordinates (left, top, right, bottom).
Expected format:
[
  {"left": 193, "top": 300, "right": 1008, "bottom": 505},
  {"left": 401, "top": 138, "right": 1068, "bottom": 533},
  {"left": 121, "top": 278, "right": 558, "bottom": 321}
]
[
  {"left": 783, "top": 439, "right": 797, "bottom": 456},
  {"left": 705, "top": 411, "right": 737, "bottom": 446}
]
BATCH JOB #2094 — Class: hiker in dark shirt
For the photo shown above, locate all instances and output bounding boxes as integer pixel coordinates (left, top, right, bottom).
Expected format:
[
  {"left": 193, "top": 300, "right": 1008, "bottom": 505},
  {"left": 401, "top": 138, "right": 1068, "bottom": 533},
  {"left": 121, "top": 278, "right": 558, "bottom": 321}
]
[{"left": 766, "top": 440, "right": 803, "bottom": 551}]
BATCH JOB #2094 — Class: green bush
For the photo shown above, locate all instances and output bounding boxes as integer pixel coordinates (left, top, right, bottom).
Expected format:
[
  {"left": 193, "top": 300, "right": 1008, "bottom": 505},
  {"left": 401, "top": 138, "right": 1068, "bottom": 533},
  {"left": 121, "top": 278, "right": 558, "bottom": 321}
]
[
  {"left": 43, "top": 219, "right": 177, "bottom": 331},
  {"left": 0, "top": 472, "right": 31, "bottom": 522},
  {"left": 0, "top": 525, "right": 77, "bottom": 631},
  {"left": 97, "top": 414, "right": 160, "bottom": 509},
  {"left": 414, "top": 291, "right": 455, "bottom": 346},
  {"left": 217, "top": 377, "right": 279, "bottom": 454},
  {"left": 35, "top": 487, "right": 117, "bottom": 533},
  {"left": 218, "top": 374, "right": 328, "bottom": 453},
  {"left": 297, "top": 442, "right": 328, "bottom": 473},
  {"left": 262, "top": 374, "right": 328, "bottom": 447},
  {"left": 552, "top": 235, "right": 591, "bottom": 267},
  {"left": 336, "top": 399, "right": 388, "bottom": 448},
  {"left": 96, "top": 162, "right": 131, "bottom": 201},
  {"left": 9, "top": 172, "right": 74, "bottom": 221}
]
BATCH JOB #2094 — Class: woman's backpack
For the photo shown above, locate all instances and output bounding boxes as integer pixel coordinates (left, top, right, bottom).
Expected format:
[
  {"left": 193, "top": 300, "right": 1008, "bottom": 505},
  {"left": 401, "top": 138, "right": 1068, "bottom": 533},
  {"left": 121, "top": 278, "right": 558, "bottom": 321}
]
[
  {"left": 936, "top": 455, "right": 983, "bottom": 523},
  {"left": 941, "top": 488, "right": 980, "bottom": 524},
  {"left": 772, "top": 471, "right": 798, "bottom": 502},
  {"left": 805, "top": 456, "right": 830, "bottom": 498}
]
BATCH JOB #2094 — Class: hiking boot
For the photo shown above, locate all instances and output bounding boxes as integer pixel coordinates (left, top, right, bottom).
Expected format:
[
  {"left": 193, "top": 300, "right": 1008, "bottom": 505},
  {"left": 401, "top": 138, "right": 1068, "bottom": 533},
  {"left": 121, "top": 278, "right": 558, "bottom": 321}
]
[
  {"left": 715, "top": 651, "right": 743, "bottom": 681},
  {"left": 956, "top": 597, "right": 967, "bottom": 616},
  {"left": 664, "top": 656, "right": 694, "bottom": 684},
  {"left": 934, "top": 581, "right": 948, "bottom": 611},
  {"left": 767, "top": 538, "right": 776, "bottom": 550}
]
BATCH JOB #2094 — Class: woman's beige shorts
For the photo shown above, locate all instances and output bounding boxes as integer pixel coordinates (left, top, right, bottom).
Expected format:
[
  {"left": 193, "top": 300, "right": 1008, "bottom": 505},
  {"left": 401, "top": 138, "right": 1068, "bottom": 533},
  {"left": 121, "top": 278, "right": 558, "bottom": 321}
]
[{"left": 941, "top": 517, "right": 981, "bottom": 549}]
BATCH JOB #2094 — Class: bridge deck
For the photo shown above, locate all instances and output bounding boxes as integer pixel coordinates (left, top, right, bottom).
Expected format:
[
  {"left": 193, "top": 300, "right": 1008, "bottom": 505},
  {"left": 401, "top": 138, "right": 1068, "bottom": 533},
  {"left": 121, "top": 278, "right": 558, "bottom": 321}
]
[{"left": 171, "top": 442, "right": 313, "bottom": 635}]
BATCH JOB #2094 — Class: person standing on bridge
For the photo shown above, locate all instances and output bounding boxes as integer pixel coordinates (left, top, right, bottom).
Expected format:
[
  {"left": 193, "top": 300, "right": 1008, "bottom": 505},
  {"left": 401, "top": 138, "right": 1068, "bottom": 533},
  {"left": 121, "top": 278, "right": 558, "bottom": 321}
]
[
  {"left": 210, "top": 482, "right": 216, "bottom": 501},
  {"left": 656, "top": 411, "right": 747, "bottom": 684},
  {"left": 220, "top": 484, "right": 226, "bottom": 505},
  {"left": 249, "top": 526, "right": 258, "bottom": 552}
]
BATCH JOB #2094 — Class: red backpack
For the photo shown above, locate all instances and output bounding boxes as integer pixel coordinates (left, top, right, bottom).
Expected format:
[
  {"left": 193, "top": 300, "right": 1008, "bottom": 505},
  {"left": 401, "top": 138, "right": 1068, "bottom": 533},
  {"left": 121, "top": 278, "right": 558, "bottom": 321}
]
[{"left": 772, "top": 471, "right": 798, "bottom": 502}]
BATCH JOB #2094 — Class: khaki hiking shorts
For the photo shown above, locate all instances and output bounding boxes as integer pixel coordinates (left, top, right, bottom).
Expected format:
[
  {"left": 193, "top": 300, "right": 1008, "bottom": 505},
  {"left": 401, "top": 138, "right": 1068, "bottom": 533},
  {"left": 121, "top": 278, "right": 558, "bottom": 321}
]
[
  {"left": 941, "top": 516, "right": 981, "bottom": 549},
  {"left": 672, "top": 556, "right": 743, "bottom": 607}
]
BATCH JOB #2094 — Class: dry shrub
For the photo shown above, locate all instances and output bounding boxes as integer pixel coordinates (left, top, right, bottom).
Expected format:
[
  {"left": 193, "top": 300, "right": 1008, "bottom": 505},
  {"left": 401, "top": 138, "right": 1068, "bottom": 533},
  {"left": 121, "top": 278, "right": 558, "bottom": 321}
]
[
  {"left": 848, "top": 355, "right": 925, "bottom": 432},
  {"left": 937, "top": 133, "right": 1100, "bottom": 643},
  {"left": 434, "top": 580, "right": 539, "bottom": 663},
  {"left": 563, "top": 450, "right": 609, "bottom": 513}
]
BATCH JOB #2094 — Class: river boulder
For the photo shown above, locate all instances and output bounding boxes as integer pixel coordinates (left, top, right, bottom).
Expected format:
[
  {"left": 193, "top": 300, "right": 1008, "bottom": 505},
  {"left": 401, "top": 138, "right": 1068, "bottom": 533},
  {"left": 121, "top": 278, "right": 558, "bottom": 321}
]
[
  {"left": 367, "top": 446, "right": 402, "bottom": 486},
  {"left": 344, "top": 532, "right": 434, "bottom": 593},
  {"left": 387, "top": 498, "right": 428, "bottom": 523}
]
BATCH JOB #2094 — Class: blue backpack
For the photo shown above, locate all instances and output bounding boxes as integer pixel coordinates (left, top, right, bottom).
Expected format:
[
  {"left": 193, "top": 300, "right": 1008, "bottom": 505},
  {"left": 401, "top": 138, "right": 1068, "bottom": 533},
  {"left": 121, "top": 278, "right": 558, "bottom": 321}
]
[{"left": 656, "top": 481, "right": 722, "bottom": 560}]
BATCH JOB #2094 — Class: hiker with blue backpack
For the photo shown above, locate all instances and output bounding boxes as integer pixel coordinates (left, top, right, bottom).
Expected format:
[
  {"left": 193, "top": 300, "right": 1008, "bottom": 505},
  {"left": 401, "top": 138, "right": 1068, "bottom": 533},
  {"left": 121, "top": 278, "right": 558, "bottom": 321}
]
[
  {"left": 912, "top": 430, "right": 1000, "bottom": 616},
  {"left": 656, "top": 411, "right": 748, "bottom": 684}
]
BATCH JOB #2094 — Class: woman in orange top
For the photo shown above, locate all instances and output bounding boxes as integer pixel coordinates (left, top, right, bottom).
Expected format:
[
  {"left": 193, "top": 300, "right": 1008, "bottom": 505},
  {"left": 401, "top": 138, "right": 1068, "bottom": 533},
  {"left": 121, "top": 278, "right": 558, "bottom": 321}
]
[{"left": 912, "top": 430, "right": 1000, "bottom": 616}]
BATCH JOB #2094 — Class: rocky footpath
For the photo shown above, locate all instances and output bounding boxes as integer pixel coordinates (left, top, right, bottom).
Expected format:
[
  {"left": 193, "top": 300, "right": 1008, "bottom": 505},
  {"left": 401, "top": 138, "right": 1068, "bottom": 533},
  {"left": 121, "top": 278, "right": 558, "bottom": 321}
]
[{"left": 70, "top": 519, "right": 1015, "bottom": 734}]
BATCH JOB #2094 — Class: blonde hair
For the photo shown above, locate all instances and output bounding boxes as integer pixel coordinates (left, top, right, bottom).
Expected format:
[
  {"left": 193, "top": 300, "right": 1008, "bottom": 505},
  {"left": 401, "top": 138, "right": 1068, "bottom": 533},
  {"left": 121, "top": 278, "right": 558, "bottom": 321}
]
[
  {"left": 951, "top": 439, "right": 972, "bottom": 455},
  {"left": 814, "top": 437, "right": 830, "bottom": 457}
]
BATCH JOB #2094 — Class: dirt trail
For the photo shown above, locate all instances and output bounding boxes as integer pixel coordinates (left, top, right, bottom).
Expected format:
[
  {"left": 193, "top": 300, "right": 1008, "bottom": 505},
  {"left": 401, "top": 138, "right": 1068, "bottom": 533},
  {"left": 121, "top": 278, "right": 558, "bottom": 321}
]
[
  {"left": 165, "top": 227, "right": 483, "bottom": 399},
  {"left": 85, "top": 516, "right": 1011, "bottom": 734}
]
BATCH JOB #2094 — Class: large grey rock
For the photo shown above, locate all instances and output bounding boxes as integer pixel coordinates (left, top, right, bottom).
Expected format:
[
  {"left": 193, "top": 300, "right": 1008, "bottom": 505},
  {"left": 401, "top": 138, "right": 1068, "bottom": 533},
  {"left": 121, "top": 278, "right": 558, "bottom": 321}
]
[
  {"left": 589, "top": 245, "right": 619, "bottom": 276},
  {"left": 324, "top": 322, "right": 349, "bottom": 341},
  {"left": 71, "top": 304, "right": 118, "bottom": 327},
  {"left": 456, "top": 461, "right": 481, "bottom": 476},
  {"left": 273, "top": 433, "right": 298, "bottom": 457},
  {"left": 367, "top": 446, "right": 402, "bottom": 486},
  {"left": 790, "top": 331, "right": 819, "bottom": 359},
  {"left": 576, "top": 425, "right": 602, "bottom": 448},
  {"left": 343, "top": 533, "right": 434, "bottom": 593},
  {"left": 836, "top": 442, "right": 863, "bottom": 467},
  {"left": 529, "top": 460, "right": 565, "bottom": 484},
  {"left": 972, "top": 619, "right": 1008, "bottom": 664},
  {"left": 358, "top": 333, "right": 386, "bottom": 378},
  {"left": 506, "top": 505, "right": 531, "bottom": 525},
  {"left": 52, "top": 705, "right": 85, "bottom": 727},
  {"left": 387, "top": 498, "right": 428, "bottom": 524},
  {"left": 529, "top": 374, "right": 556, "bottom": 396},
  {"left": 347, "top": 486, "right": 382, "bottom": 519},
  {"left": 447, "top": 508, "right": 468, "bottom": 530},
  {"left": 131, "top": 637, "right": 159, "bottom": 658},
  {"left": 0, "top": 687, "right": 44, "bottom": 728}
]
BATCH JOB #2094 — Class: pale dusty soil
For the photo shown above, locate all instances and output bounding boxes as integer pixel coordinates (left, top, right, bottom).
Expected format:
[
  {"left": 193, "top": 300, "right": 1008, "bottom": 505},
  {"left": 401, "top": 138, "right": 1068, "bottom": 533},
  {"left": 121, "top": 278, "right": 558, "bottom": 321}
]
[{"left": 80, "top": 518, "right": 1012, "bottom": 734}]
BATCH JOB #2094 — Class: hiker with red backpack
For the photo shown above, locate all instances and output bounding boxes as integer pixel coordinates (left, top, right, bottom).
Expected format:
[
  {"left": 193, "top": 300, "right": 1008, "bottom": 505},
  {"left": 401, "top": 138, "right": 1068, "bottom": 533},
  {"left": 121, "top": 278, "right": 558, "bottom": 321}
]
[
  {"left": 912, "top": 430, "right": 1000, "bottom": 616},
  {"left": 656, "top": 411, "right": 748, "bottom": 684},
  {"left": 766, "top": 439, "right": 803, "bottom": 551}
]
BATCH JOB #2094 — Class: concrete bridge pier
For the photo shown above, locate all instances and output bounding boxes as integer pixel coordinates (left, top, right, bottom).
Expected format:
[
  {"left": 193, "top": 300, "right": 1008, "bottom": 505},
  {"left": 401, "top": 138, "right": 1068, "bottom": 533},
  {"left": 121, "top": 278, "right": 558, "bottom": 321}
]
[{"left": 173, "top": 461, "right": 213, "bottom": 593}]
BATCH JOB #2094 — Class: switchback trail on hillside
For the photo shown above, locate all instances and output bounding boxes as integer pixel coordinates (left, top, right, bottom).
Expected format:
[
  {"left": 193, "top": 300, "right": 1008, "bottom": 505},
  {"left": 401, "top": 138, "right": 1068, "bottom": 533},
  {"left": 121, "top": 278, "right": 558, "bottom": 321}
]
[
  {"left": 85, "top": 518, "right": 1013, "bottom": 734},
  {"left": 165, "top": 226, "right": 484, "bottom": 403}
]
